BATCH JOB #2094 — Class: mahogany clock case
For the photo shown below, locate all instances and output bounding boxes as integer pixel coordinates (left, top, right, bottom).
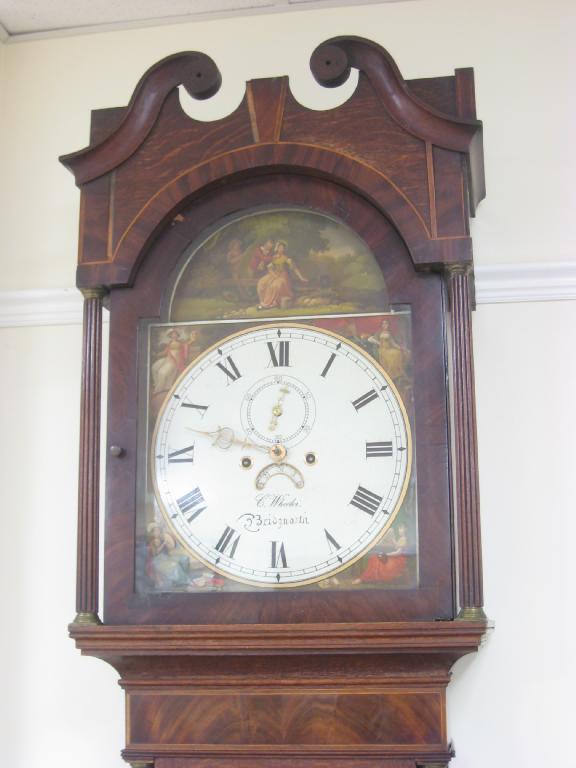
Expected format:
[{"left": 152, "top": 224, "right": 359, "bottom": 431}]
[
  {"left": 62, "top": 37, "right": 488, "bottom": 767},
  {"left": 105, "top": 174, "right": 453, "bottom": 626}
]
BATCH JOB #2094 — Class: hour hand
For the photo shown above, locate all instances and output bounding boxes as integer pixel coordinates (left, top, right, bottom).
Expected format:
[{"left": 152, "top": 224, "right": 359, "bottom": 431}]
[
  {"left": 187, "top": 426, "right": 289, "bottom": 463},
  {"left": 187, "top": 426, "right": 269, "bottom": 454}
]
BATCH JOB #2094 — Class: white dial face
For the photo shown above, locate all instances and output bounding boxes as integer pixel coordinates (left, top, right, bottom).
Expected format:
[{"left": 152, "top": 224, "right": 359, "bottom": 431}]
[{"left": 152, "top": 323, "right": 411, "bottom": 587}]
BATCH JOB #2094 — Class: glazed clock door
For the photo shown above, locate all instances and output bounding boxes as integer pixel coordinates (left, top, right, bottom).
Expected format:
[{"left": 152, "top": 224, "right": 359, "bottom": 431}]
[{"left": 103, "top": 175, "right": 453, "bottom": 625}]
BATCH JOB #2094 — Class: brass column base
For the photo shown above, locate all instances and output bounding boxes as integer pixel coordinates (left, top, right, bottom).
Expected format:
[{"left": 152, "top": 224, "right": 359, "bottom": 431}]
[
  {"left": 72, "top": 611, "right": 102, "bottom": 625},
  {"left": 457, "top": 606, "right": 487, "bottom": 621},
  {"left": 418, "top": 763, "right": 450, "bottom": 768}
]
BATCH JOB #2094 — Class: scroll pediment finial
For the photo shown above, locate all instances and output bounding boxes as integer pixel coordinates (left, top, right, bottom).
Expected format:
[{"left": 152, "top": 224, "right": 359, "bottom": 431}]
[
  {"left": 311, "top": 36, "right": 485, "bottom": 211},
  {"left": 59, "top": 51, "right": 221, "bottom": 185}
]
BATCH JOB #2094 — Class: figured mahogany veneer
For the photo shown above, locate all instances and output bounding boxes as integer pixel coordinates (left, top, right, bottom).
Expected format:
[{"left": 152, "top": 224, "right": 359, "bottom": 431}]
[
  {"left": 70, "top": 621, "right": 486, "bottom": 767},
  {"left": 62, "top": 36, "right": 488, "bottom": 767}
]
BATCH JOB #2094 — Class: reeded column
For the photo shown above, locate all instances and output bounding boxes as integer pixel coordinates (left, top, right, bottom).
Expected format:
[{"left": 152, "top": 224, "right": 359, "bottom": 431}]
[
  {"left": 73, "top": 287, "right": 106, "bottom": 625},
  {"left": 447, "top": 265, "right": 486, "bottom": 621}
]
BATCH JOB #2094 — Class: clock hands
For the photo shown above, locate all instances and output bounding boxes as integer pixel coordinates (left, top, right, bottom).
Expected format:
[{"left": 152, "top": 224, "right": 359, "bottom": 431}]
[
  {"left": 185, "top": 381, "right": 314, "bottom": 487},
  {"left": 187, "top": 425, "right": 288, "bottom": 464},
  {"left": 187, "top": 425, "right": 267, "bottom": 453},
  {"left": 186, "top": 425, "right": 309, "bottom": 488}
]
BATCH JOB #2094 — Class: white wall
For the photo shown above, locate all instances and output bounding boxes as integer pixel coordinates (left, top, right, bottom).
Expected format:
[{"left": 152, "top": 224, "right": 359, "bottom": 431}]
[
  {"left": 450, "top": 299, "right": 576, "bottom": 765},
  {"left": 0, "top": 1, "right": 575, "bottom": 766},
  {"left": 0, "top": 36, "right": 6, "bottom": 131}
]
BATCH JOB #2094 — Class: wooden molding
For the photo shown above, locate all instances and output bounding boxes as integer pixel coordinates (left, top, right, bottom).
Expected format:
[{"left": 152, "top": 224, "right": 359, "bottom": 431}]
[
  {"left": 69, "top": 621, "right": 488, "bottom": 656},
  {"left": 155, "top": 759, "right": 447, "bottom": 768},
  {"left": 126, "top": 746, "right": 455, "bottom": 762}
]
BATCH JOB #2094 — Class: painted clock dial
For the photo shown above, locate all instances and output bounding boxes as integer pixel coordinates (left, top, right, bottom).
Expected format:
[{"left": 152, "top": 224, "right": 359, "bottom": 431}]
[{"left": 152, "top": 323, "right": 411, "bottom": 587}]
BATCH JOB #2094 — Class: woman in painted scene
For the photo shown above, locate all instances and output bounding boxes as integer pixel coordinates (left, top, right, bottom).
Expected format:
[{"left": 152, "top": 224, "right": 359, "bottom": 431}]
[{"left": 256, "top": 240, "right": 308, "bottom": 309}]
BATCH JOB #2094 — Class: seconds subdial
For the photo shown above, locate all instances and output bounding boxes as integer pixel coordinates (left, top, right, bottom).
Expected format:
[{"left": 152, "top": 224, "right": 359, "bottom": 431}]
[{"left": 241, "top": 374, "right": 316, "bottom": 447}]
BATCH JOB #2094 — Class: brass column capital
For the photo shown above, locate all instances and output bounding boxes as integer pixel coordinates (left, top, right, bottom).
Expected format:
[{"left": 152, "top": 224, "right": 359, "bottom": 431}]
[
  {"left": 80, "top": 286, "right": 108, "bottom": 300},
  {"left": 445, "top": 262, "right": 472, "bottom": 277}
]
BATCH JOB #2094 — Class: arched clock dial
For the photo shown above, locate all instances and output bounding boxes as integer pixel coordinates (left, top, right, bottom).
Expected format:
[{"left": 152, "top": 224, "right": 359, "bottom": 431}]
[{"left": 152, "top": 323, "right": 411, "bottom": 587}]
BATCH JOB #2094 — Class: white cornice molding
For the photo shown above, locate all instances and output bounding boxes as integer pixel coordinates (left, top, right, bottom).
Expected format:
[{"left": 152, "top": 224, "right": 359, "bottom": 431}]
[
  {"left": 0, "top": 263, "right": 575, "bottom": 328},
  {"left": 0, "top": 1, "right": 415, "bottom": 44},
  {"left": 0, "top": 288, "right": 84, "bottom": 327},
  {"left": 474, "top": 262, "right": 576, "bottom": 305}
]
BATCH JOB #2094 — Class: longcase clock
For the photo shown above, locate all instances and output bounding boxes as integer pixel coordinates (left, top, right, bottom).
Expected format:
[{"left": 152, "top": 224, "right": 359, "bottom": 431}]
[{"left": 61, "top": 36, "right": 489, "bottom": 768}]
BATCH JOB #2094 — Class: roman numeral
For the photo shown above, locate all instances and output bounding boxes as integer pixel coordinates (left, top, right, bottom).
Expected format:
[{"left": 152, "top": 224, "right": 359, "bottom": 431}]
[
  {"left": 350, "top": 485, "right": 383, "bottom": 516},
  {"left": 352, "top": 389, "right": 379, "bottom": 411},
  {"left": 181, "top": 402, "right": 209, "bottom": 415},
  {"left": 267, "top": 340, "right": 290, "bottom": 367},
  {"left": 176, "top": 487, "right": 207, "bottom": 522},
  {"left": 320, "top": 352, "right": 336, "bottom": 378},
  {"left": 324, "top": 529, "right": 342, "bottom": 558},
  {"left": 271, "top": 541, "right": 288, "bottom": 568},
  {"left": 215, "top": 526, "right": 240, "bottom": 558},
  {"left": 365, "top": 441, "right": 393, "bottom": 458},
  {"left": 216, "top": 356, "right": 241, "bottom": 383},
  {"left": 167, "top": 444, "right": 195, "bottom": 463}
]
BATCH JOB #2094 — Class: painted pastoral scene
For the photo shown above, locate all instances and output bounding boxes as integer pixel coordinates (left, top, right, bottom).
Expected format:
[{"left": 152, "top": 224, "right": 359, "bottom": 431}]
[{"left": 169, "top": 208, "right": 389, "bottom": 321}]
